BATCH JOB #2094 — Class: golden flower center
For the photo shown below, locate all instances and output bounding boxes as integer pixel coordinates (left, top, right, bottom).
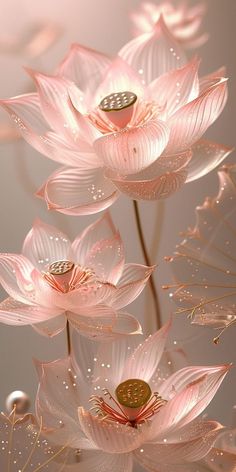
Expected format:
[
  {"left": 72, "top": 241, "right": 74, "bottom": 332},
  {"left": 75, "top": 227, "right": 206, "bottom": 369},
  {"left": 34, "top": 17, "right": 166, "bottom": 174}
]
[
  {"left": 99, "top": 91, "right": 137, "bottom": 112},
  {"left": 48, "top": 260, "right": 74, "bottom": 275},
  {"left": 115, "top": 379, "right": 152, "bottom": 408},
  {"left": 43, "top": 260, "right": 95, "bottom": 293}
]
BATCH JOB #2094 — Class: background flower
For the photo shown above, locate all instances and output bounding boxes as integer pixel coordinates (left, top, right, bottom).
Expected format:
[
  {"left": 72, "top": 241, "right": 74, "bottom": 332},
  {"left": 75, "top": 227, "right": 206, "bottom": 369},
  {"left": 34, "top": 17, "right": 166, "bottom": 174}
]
[
  {"left": 35, "top": 321, "right": 229, "bottom": 472},
  {"left": 0, "top": 212, "right": 153, "bottom": 338},
  {"left": 130, "top": 1, "right": 209, "bottom": 49},
  {"left": 0, "top": 17, "right": 230, "bottom": 215},
  {"left": 164, "top": 164, "right": 236, "bottom": 343},
  {"left": 0, "top": 409, "right": 76, "bottom": 471}
]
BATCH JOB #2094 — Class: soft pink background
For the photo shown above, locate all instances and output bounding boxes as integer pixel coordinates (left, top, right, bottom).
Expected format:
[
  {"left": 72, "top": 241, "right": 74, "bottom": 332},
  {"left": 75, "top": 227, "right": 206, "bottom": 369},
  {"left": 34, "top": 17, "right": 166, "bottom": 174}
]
[{"left": 0, "top": 0, "right": 235, "bottom": 434}]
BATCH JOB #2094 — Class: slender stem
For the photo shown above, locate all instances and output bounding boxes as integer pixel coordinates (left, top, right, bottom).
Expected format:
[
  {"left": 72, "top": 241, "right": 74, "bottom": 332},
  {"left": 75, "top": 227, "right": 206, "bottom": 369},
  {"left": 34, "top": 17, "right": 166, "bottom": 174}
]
[
  {"left": 133, "top": 200, "right": 161, "bottom": 330},
  {"left": 66, "top": 320, "right": 71, "bottom": 355}
]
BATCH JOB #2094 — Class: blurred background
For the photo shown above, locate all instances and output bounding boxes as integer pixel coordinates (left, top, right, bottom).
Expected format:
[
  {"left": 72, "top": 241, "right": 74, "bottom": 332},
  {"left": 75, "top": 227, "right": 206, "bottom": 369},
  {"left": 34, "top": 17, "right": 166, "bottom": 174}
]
[{"left": 0, "top": 0, "right": 235, "bottom": 434}]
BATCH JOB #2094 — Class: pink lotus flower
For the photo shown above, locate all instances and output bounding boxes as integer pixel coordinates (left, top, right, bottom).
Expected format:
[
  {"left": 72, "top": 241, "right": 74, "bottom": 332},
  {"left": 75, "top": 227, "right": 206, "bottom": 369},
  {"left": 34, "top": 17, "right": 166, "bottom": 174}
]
[
  {"left": 131, "top": 1, "right": 209, "bottom": 49},
  {"left": 35, "top": 321, "right": 229, "bottom": 471},
  {"left": 1, "top": 18, "right": 230, "bottom": 215},
  {"left": 0, "top": 212, "right": 153, "bottom": 338},
  {"left": 164, "top": 165, "right": 236, "bottom": 343}
]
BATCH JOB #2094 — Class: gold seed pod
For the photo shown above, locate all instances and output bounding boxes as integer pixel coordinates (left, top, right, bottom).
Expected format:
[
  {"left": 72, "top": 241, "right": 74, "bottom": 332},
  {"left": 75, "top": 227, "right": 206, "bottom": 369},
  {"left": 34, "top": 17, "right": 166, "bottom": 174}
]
[{"left": 116, "top": 379, "right": 151, "bottom": 408}]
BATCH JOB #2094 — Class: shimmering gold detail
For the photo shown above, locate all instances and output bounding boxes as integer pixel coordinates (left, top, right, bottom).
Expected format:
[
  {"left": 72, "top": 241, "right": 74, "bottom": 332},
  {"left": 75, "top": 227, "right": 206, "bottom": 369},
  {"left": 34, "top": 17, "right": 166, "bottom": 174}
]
[
  {"left": 99, "top": 91, "right": 137, "bottom": 112},
  {"left": 49, "top": 260, "right": 74, "bottom": 275},
  {"left": 115, "top": 379, "right": 151, "bottom": 408}
]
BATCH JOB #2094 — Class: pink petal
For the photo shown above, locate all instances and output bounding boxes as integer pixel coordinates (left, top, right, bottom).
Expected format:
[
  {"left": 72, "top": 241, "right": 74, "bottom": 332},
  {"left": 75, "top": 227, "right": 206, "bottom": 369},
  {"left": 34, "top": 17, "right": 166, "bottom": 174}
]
[
  {"left": 186, "top": 140, "right": 233, "bottom": 183},
  {"left": 105, "top": 162, "right": 188, "bottom": 200},
  {"left": 57, "top": 43, "right": 111, "bottom": 97},
  {"left": 199, "top": 66, "right": 227, "bottom": 93},
  {"left": 166, "top": 77, "right": 228, "bottom": 153},
  {"left": 68, "top": 309, "right": 142, "bottom": 340},
  {"left": 26, "top": 69, "right": 84, "bottom": 141},
  {"left": 35, "top": 357, "right": 91, "bottom": 448},
  {"left": 72, "top": 211, "right": 118, "bottom": 263},
  {"left": 0, "top": 253, "right": 34, "bottom": 303},
  {"left": 122, "top": 320, "right": 171, "bottom": 382},
  {"left": 22, "top": 219, "right": 72, "bottom": 271},
  {"left": 119, "top": 15, "right": 187, "bottom": 85},
  {"left": 32, "top": 270, "right": 115, "bottom": 310},
  {"left": 94, "top": 120, "right": 170, "bottom": 175},
  {"left": 37, "top": 166, "right": 120, "bottom": 216},
  {"left": 78, "top": 408, "right": 147, "bottom": 453},
  {"left": 111, "top": 263, "right": 155, "bottom": 309},
  {"left": 0, "top": 297, "right": 61, "bottom": 325},
  {"left": 0, "top": 93, "right": 99, "bottom": 167},
  {"left": 71, "top": 450, "right": 133, "bottom": 472},
  {"left": 71, "top": 328, "right": 139, "bottom": 390},
  {"left": 135, "top": 421, "right": 223, "bottom": 466},
  {"left": 148, "top": 56, "right": 200, "bottom": 116},
  {"left": 42, "top": 131, "right": 102, "bottom": 167},
  {"left": 32, "top": 314, "right": 66, "bottom": 337},
  {"left": 0, "top": 412, "right": 74, "bottom": 471},
  {"left": 93, "top": 57, "right": 145, "bottom": 106},
  {"left": 72, "top": 213, "right": 124, "bottom": 284},
  {"left": 0, "top": 93, "right": 50, "bottom": 149},
  {"left": 0, "top": 93, "right": 100, "bottom": 167},
  {"left": 84, "top": 233, "right": 125, "bottom": 285},
  {"left": 151, "top": 364, "right": 230, "bottom": 440}
]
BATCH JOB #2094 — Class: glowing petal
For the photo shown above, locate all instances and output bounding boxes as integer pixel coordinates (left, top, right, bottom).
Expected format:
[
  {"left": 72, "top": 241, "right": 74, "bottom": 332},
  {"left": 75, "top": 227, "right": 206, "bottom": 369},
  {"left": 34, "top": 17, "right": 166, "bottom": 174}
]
[
  {"left": 149, "top": 56, "right": 200, "bottom": 115},
  {"left": 119, "top": 15, "right": 187, "bottom": 85},
  {"left": 166, "top": 77, "right": 228, "bottom": 153},
  {"left": 58, "top": 43, "right": 111, "bottom": 97},
  {"left": 94, "top": 120, "right": 170, "bottom": 174},
  {"left": 37, "top": 166, "right": 120, "bottom": 216},
  {"left": 122, "top": 320, "right": 171, "bottom": 382},
  {"left": 167, "top": 165, "right": 236, "bottom": 337},
  {"left": 22, "top": 219, "right": 72, "bottom": 271},
  {"left": 78, "top": 408, "right": 147, "bottom": 453},
  {"left": 186, "top": 140, "right": 233, "bottom": 182}
]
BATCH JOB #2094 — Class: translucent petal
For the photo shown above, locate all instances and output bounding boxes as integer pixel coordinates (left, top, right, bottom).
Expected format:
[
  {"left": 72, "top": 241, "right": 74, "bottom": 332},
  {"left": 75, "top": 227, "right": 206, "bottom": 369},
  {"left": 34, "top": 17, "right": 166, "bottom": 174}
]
[
  {"left": 68, "top": 309, "right": 142, "bottom": 340},
  {"left": 151, "top": 364, "right": 229, "bottom": 440},
  {"left": 122, "top": 320, "right": 171, "bottom": 382},
  {"left": 166, "top": 78, "right": 228, "bottom": 153},
  {"left": 0, "top": 412, "right": 75, "bottom": 470},
  {"left": 0, "top": 297, "right": 62, "bottom": 326},
  {"left": 135, "top": 422, "right": 222, "bottom": 465},
  {"left": 149, "top": 56, "right": 200, "bottom": 116},
  {"left": 167, "top": 165, "right": 236, "bottom": 334},
  {"left": 26, "top": 69, "right": 84, "bottom": 141},
  {"left": 93, "top": 57, "right": 145, "bottom": 106},
  {"left": 35, "top": 357, "right": 91, "bottom": 448},
  {"left": 111, "top": 263, "right": 155, "bottom": 309},
  {"left": 71, "top": 450, "right": 133, "bottom": 472},
  {"left": 32, "top": 313, "right": 66, "bottom": 337},
  {"left": 37, "top": 166, "right": 120, "bottom": 216},
  {"left": 22, "top": 218, "right": 72, "bottom": 271},
  {"left": 94, "top": 119, "right": 170, "bottom": 174},
  {"left": 186, "top": 139, "right": 233, "bottom": 182},
  {"left": 0, "top": 253, "right": 34, "bottom": 303},
  {"left": 106, "top": 162, "right": 188, "bottom": 200},
  {"left": 119, "top": 15, "right": 187, "bottom": 85},
  {"left": 57, "top": 43, "right": 111, "bottom": 97},
  {"left": 78, "top": 408, "right": 147, "bottom": 453}
]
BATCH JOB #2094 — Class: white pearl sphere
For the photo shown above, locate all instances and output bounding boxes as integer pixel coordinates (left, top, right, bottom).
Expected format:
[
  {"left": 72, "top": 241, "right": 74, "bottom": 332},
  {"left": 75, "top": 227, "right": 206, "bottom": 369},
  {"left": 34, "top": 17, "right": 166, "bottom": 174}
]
[{"left": 5, "top": 390, "right": 30, "bottom": 414}]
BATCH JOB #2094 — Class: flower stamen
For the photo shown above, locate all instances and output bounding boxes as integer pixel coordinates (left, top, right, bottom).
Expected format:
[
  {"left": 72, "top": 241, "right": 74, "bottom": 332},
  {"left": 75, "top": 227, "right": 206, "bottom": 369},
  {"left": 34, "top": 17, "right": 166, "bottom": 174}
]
[
  {"left": 43, "top": 260, "right": 95, "bottom": 293},
  {"left": 90, "top": 379, "right": 166, "bottom": 427}
]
